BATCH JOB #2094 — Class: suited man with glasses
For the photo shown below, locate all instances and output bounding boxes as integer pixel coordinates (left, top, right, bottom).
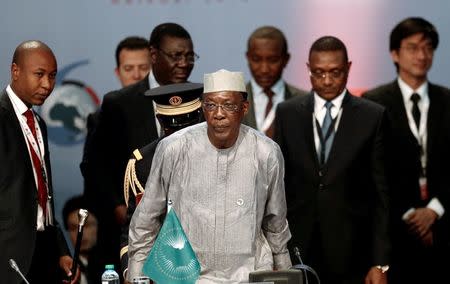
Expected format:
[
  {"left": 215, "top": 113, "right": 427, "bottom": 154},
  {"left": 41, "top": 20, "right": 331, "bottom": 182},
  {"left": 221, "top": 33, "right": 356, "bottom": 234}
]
[
  {"left": 84, "top": 22, "right": 198, "bottom": 278},
  {"left": 275, "top": 36, "right": 390, "bottom": 284},
  {"left": 363, "top": 17, "right": 450, "bottom": 284}
]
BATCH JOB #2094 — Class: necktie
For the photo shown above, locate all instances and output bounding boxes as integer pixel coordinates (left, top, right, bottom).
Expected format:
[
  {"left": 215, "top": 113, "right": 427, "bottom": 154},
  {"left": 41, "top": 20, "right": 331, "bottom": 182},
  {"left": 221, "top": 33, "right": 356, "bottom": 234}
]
[
  {"left": 264, "top": 88, "right": 275, "bottom": 118},
  {"left": 263, "top": 88, "right": 275, "bottom": 138},
  {"left": 320, "top": 101, "right": 335, "bottom": 164},
  {"left": 24, "top": 109, "right": 48, "bottom": 216},
  {"left": 410, "top": 93, "right": 421, "bottom": 129}
]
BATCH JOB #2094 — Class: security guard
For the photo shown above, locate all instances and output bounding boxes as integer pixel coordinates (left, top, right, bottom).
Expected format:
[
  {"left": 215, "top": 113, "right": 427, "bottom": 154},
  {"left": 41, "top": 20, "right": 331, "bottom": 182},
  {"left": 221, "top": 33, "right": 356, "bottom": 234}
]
[{"left": 119, "top": 83, "right": 203, "bottom": 278}]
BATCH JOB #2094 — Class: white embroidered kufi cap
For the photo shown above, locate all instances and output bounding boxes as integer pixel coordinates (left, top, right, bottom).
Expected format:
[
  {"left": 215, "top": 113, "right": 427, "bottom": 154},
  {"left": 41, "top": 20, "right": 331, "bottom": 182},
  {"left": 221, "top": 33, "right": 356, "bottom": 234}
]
[{"left": 203, "top": 69, "right": 246, "bottom": 93}]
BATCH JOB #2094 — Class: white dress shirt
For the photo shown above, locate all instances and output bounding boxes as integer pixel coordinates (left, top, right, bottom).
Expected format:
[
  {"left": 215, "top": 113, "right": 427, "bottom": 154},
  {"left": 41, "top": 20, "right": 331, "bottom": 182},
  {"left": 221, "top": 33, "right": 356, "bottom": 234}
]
[
  {"left": 250, "top": 78, "right": 286, "bottom": 132},
  {"left": 397, "top": 77, "right": 444, "bottom": 218},
  {"left": 313, "top": 89, "right": 346, "bottom": 155},
  {"left": 6, "top": 85, "right": 47, "bottom": 230}
]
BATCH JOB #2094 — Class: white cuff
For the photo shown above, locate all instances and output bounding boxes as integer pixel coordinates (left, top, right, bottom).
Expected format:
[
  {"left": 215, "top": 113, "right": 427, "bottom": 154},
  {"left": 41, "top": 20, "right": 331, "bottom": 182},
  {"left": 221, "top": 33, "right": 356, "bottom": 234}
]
[
  {"left": 427, "top": 197, "right": 445, "bottom": 218},
  {"left": 122, "top": 268, "right": 128, "bottom": 280}
]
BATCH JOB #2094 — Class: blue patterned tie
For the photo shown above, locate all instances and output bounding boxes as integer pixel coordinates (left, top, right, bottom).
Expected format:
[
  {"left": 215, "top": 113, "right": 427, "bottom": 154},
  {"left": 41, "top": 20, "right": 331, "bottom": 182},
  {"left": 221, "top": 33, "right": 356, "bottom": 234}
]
[{"left": 321, "top": 101, "right": 335, "bottom": 163}]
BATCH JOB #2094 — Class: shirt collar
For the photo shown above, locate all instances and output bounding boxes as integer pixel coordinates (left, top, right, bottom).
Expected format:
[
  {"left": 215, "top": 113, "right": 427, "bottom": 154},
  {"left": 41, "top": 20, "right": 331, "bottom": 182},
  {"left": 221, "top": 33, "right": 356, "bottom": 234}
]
[
  {"left": 6, "top": 84, "right": 30, "bottom": 114},
  {"left": 148, "top": 69, "right": 160, "bottom": 89},
  {"left": 313, "top": 88, "right": 347, "bottom": 113},
  {"left": 397, "top": 77, "right": 428, "bottom": 104},
  {"left": 250, "top": 78, "right": 285, "bottom": 96}
]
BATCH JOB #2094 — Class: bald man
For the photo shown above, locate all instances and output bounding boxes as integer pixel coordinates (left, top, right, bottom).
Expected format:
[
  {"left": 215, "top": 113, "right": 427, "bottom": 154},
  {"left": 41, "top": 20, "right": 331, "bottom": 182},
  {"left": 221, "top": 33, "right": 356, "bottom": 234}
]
[{"left": 0, "top": 41, "right": 78, "bottom": 284}]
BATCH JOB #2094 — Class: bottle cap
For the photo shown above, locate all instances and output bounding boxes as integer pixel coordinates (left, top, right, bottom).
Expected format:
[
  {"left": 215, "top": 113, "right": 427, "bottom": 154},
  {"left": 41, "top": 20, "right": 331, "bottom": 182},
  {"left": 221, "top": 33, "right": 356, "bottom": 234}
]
[{"left": 105, "top": 264, "right": 115, "bottom": 270}]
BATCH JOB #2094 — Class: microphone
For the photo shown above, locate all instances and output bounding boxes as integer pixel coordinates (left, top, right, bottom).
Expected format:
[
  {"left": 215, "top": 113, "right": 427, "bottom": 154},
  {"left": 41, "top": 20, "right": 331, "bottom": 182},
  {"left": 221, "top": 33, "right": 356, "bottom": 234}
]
[
  {"left": 9, "top": 259, "right": 31, "bottom": 284},
  {"left": 70, "top": 209, "right": 89, "bottom": 280},
  {"left": 294, "top": 247, "right": 304, "bottom": 265},
  {"left": 291, "top": 246, "right": 321, "bottom": 284}
]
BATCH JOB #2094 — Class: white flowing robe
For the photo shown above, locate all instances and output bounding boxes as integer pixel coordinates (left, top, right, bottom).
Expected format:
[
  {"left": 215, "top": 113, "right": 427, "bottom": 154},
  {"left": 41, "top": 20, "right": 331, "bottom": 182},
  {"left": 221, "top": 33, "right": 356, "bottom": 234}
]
[{"left": 128, "top": 123, "right": 291, "bottom": 283}]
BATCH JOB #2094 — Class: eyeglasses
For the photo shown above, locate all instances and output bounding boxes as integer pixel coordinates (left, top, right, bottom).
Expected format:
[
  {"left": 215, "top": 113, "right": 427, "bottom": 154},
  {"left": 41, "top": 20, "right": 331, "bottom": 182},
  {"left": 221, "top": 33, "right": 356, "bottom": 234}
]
[
  {"left": 401, "top": 44, "right": 434, "bottom": 56},
  {"left": 158, "top": 49, "right": 199, "bottom": 64},
  {"left": 309, "top": 68, "right": 347, "bottom": 80},
  {"left": 202, "top": 102, "right": 241, "bottom": 113}
]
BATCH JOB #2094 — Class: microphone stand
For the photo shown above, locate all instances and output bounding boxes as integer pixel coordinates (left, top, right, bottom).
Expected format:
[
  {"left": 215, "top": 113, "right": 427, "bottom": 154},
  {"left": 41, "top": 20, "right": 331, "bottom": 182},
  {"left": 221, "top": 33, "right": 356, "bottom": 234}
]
[
  {"left": 70, "top": 209, "right": 89, "bottom": 280},
  {"left": 291, "top": 246, "right": 321, "bottom": 284}
]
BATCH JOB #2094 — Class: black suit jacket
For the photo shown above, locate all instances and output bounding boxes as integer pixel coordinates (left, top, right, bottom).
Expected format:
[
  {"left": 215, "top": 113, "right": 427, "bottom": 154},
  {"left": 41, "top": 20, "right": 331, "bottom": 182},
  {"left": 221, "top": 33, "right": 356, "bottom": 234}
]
[
  {"left": 80, "top": 110, "right": 99, "bottom": 179},
  {"left": 85, "top": 76, "right": 158, "bottom": 215},
  {"left": 82, "top": 77, "right": 158, "bottom": 278},
  {"left": 0, "top": 90, "right": 69, "bottom": 284},
  {"left": 119, "top": 138, "right": 160, "bottom": 273},
  {"left": 363, "top": 81, "right": 450, "bottom": 249},
  {"left": 274, "top": 92, "right": 390, "bottom": 275},
  {"left": 242, "top": 81, "right": 308, "bottom": 129}
]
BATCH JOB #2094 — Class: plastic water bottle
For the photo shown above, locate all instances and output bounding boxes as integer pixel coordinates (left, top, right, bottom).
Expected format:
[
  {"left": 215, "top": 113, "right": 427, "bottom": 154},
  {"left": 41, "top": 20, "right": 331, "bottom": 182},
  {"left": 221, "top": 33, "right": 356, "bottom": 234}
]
[{"left": 101, "top": 264, "right": 120, "bottom": 284}]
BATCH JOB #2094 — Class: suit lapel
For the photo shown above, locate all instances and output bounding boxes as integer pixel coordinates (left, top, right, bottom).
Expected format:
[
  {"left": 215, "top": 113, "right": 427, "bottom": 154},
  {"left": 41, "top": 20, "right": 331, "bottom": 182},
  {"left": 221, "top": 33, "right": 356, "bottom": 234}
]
[
  {"left": 36, "top": 113, "right": 53, "bottom": 188},
  {"left": 0, "top": 90, "right": 36, "bottom": 178},
  {"left": 426, "top": 83, "right": 444, "bottom": 162},
  {"left": 300, "top": 94, "right": 320, "bottom": 171},
  {"left": 0, "top": 91, "right": 30, "bottom": 152},
  {"left": 244, "top": 82, "right": 257, "bottom": 129},
  {"left": 387, "top": 81, "right": 418, "bottom": 142},
  {"left": 284, "top": 83, "right": 294, "bottom": 100},
  {"left": 323, "top": 93, "right": 353, "bottom": 176},
  {"left": 245, "top": 82, "right": 293, "bottom": 130},
  {"left": 136, "top": 77, "right": 158, "bottom": 141}
]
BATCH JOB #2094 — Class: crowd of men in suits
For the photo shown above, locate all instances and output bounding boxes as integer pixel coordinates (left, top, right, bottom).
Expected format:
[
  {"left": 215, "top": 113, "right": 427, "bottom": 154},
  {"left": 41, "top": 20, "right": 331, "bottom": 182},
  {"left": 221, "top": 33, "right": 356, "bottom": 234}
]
[{"left": 1, "top": 16, "right": 449, "bottom": 284}]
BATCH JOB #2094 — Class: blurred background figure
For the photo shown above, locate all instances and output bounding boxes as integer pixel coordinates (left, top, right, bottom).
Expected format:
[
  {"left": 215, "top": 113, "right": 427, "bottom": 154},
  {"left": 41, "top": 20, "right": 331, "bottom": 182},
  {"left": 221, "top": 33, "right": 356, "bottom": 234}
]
[
  {"left": 363, "top": 17, "right": 450, "bottom": 284},
  {"left": 244, "top": 26, "right": 307, "bottom": 138},
  {"left": 63, "top": 195, "right": 103, "bottom": 284},
  {"left": 114, "top": 36, "right": 151, "bottom": 87},
  {"left": 80, "top": 35, "right": 151, "bottom": 182}
]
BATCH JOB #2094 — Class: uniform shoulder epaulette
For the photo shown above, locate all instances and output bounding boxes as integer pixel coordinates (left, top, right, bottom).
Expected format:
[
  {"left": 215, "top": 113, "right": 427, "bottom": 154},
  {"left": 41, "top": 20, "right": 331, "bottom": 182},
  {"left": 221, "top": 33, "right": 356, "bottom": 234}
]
[{"left": 123, "top": 149, "right": 145, "bottom": 207}]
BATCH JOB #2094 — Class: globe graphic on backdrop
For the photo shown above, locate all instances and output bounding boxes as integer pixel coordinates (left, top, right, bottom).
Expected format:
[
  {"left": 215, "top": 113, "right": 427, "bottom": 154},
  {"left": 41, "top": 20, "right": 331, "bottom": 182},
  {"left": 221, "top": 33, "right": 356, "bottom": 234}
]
[{"left": 39, "top": 82, "right": 99, "bottom": 146}]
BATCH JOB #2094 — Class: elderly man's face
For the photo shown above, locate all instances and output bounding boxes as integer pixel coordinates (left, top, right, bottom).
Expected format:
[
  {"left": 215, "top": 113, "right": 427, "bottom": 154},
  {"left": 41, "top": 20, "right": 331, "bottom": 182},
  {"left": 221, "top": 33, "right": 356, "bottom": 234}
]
[
  {"left": 151, "top": 35, "right": 194, "bottom": 85},
  {"left": 202, "top": 91, "right": 248, "bottom": 149}
]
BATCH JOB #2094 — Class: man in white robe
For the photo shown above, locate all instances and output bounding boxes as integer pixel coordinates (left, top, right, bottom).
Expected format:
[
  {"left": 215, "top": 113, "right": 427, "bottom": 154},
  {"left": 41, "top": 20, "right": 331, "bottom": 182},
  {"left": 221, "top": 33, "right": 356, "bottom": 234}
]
[{"left": 128, "top": 69, "right": 291, "bottom": 283}]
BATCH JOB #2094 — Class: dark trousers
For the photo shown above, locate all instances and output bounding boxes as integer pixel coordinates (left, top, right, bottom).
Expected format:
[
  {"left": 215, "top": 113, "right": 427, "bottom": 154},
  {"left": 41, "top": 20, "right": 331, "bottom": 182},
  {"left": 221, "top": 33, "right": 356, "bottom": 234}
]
[
  {"left": 304, "top": 225, "right": 366, "bottom": 284},
  {"left": 26, "top": 228, "right": 60, "bottom": 284},
  {"left": 389, "top": 237, "right": 446, "bottom": 284}
]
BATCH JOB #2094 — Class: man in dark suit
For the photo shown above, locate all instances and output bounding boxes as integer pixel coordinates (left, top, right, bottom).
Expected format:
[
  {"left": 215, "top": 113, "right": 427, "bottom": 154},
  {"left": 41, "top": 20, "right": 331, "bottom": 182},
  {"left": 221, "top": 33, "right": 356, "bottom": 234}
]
[
  {"left": 0, "top": 40, "right": 78, "bottom": 284},
  {"left": 275, "top": 36, "right": 390, "bottom": 284},
  {"left": 114, "top": 36, "right": 151, "bottom": 88},
  {"left": 244, "top": 26, "right": 307, "bottom": 138},
  {"left": 84, "top": 22, "right": 197, "bottom": 277},
  {"left": 363, "top": 17, "right": 450, "bottom": 284},
  {"left": 80, "top": 36, "right": 150, "bottom": 183}
]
